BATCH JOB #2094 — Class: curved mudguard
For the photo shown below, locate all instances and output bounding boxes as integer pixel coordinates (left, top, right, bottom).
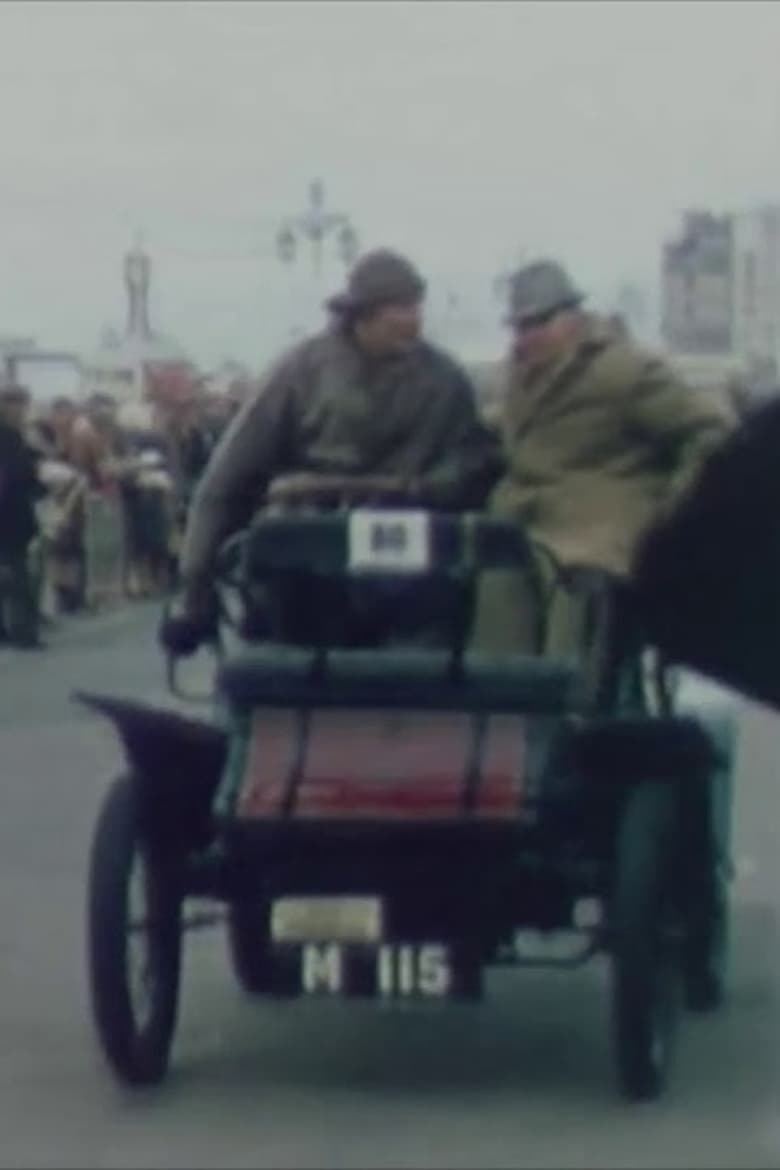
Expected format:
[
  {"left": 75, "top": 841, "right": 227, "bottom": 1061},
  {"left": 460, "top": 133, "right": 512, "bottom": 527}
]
[
  {"left": 676, "top": 690, "right": 739, "bottom": 889},
  {"left": 556, "top": 714, "right": 725, "bottom": 847},
  {"left": 74, "top": 691, "right": 227, "bottom": 848},
  {"left": 567, "top": 713, "right": 735, "bottom": 943},
  {"left": 570, "top": 715, "right": 721, "bottom": 786}
]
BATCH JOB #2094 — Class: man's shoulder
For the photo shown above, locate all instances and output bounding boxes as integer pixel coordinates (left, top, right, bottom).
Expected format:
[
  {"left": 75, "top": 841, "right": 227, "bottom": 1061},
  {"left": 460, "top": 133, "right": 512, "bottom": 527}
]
[
  {"left": 417, "top": 338, "right": 462, "bottom": 369},
  {"left": 414, "top": 340, "right": 475, "bottom": 390},
  {"left": 587, "top": 326, "right": 671, "bottom": 391},
  {"left": 258, "top": 330, "right": 343, "bottom": 386}
]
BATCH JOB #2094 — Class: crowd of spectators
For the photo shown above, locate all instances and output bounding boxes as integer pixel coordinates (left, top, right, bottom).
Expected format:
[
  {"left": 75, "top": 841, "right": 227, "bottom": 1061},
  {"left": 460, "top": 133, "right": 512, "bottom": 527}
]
[{"left": 0, "top": 380, "right": 242, "bottom": 647}]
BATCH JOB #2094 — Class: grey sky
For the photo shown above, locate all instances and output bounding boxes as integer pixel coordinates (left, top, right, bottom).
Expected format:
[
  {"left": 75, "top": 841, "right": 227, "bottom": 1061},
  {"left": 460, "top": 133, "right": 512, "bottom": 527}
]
[{"left": 1, "top": 0, "right": 779, "bottom": 368}]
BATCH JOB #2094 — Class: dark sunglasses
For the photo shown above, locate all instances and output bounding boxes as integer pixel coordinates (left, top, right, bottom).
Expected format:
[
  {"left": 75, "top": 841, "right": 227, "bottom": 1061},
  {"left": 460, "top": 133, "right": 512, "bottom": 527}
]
[
  {"left": 509, "top": 299, "right": 579, "bottom": 332},
  {"left": 513, "top": 309, "right": 559, "bottom": 332}
]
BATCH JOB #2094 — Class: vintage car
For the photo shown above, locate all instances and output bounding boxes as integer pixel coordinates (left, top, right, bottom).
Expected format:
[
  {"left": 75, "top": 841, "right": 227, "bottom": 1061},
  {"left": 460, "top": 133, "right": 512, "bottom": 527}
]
[{"left": 79, "top": 473, "right": 735, "bottom": 1102}]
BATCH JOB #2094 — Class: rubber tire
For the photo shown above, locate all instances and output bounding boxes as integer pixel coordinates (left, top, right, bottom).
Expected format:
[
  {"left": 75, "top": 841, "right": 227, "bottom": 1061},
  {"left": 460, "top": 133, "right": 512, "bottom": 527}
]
[
  {"left": 227, "top": 902, "right": 273, "bottom": 995},
  {"left": 611, "top": 780, "right": 682, "bottom": 1102},
  {"left": 684, "top": 896, "right": 728, "bottom": 1013},
  {"left": 682, "top": 759, "right": 732, "bottom": 1014},
  {"left": 87, "top": 775, "right": 182, "bottom": 1086}
]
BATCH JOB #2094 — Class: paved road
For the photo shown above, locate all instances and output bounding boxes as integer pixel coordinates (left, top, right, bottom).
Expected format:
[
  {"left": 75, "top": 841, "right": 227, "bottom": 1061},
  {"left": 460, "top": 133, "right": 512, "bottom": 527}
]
[{"left": 1, "top": 605, "right": 779, "bottom": 1169}]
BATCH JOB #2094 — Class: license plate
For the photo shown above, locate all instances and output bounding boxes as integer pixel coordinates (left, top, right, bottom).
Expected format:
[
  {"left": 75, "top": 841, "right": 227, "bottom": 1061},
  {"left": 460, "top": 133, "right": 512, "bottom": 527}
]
[
  {"left": 271, "top": 896, "right": 383, "bottom": 944},
  {"left": 298, "top": 941, "right": 455, "bottom": 999}
]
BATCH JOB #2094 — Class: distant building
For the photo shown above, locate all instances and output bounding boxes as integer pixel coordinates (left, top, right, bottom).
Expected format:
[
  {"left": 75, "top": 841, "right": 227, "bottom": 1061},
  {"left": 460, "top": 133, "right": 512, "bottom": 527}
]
[
  {"left": 0, "top": 336, "right": 81, "bottom": 403},
  {"left": 731, "top": 205, "right": 780, "bottom": 379},
  {"left": 661, "top": 210, "right": 734, "bottom": 355},
  {"left": 661, "top": 205, "right": 780, "bottom": 390}
]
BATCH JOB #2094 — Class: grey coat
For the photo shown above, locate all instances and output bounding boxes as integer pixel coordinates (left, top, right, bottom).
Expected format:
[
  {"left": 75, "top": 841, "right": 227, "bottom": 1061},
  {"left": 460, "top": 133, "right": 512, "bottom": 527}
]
[{"left": 179, "top": 329, "right": 502, "bottom": 585}]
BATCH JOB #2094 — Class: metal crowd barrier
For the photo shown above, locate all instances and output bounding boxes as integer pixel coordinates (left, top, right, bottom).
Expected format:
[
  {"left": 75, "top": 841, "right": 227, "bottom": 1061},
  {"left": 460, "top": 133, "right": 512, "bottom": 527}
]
[{"left": 83, "top": 487, "right": 126, "bottom": 611}]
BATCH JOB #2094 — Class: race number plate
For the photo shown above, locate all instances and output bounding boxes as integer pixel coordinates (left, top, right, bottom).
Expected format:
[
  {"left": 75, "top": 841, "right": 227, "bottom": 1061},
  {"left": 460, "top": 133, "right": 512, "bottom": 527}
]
[{"left": 348, "top": 509, "right": 431, "bottom": 574}]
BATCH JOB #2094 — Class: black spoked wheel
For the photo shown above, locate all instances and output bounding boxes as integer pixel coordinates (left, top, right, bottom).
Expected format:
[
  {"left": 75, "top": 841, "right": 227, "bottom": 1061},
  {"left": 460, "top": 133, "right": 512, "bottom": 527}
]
[
  {"left": 87, "top": 775, "right": 182, "bottom": 1086},
  {"left": 611, "top": 779, "right": 683, "bottom": 1102},
  {"left": 227, "top": 901, "right": 273, "bottom": 995}
]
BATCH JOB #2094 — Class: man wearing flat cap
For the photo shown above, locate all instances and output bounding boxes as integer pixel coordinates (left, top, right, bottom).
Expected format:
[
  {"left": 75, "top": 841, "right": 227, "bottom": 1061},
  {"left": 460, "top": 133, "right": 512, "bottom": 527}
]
[
  {"left": 472, "top": 259, "right": 733, "bottom": 656},
  {"left": 173, "top": 248, "right": 501, "bottom": 629}
]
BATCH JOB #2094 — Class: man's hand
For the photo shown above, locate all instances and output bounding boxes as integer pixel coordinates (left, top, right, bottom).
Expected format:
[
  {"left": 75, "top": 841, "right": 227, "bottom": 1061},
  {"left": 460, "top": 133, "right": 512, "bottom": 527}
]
[
  {"left": 158, "top": 586, "right": 219, "bottom": 657},
  {"left": 267, "top": 471, "right": 335, "bottom": 504}
]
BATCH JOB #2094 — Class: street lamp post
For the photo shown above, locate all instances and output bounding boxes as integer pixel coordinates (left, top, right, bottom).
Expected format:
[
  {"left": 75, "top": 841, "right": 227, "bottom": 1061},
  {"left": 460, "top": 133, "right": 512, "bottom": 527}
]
[
  {"left": 275, "top": 179, "right": 359, "bottom": 276},
  {"left": 275, "top": 180, "right": 359, "bottom": 339}
]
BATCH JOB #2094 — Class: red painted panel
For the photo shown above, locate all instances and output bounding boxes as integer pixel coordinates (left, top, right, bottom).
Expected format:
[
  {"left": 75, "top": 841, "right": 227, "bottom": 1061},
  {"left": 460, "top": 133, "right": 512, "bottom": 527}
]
[{"left": 236, "top": 708, "right": 525, "bottom": 822}]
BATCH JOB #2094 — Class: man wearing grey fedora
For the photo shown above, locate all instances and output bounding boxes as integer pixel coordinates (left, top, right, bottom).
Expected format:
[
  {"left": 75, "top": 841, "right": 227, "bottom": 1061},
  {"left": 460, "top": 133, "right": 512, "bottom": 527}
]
[
  {"left": 169, "top": 247, "right": 501, "bottom": 642},
  {"left": 471, "top": 258, "right": 733, "bottom": 657}
]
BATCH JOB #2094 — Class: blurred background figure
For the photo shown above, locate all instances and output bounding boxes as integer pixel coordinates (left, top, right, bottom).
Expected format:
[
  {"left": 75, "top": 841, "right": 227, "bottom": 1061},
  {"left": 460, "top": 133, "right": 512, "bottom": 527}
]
[
  {"left": 40, "top": 395, "right": 113, "bottom": 614},
  {"left": 0, "top": 385, "right": 46, "bottom": 647},
  {"left": 152, "top": 387, "right": 215, "bottom": 589},
  {"left": 116, "top": 401, "right": 174, "bottom": 599},
  {"left": 34, "top": 396, "right": 89, "bottom": 614}
]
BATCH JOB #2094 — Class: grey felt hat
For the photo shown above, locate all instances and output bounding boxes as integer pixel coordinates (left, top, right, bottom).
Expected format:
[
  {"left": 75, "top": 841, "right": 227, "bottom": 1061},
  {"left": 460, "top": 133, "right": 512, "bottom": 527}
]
[{"left": 505, "top": 259, "right": 585, "bottom": 323}]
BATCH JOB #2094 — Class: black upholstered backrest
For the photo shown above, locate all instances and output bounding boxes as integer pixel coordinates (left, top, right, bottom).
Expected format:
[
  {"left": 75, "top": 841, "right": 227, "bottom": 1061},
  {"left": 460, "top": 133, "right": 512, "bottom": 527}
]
[{"left": 233, "top": 511, "right": 534, "bottom": 582}]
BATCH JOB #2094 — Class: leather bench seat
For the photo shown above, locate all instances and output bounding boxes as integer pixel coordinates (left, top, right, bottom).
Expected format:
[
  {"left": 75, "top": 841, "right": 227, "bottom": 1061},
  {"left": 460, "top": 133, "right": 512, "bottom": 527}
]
[{"left": 218, "top": 645, "right": 583, "bottom": 715}]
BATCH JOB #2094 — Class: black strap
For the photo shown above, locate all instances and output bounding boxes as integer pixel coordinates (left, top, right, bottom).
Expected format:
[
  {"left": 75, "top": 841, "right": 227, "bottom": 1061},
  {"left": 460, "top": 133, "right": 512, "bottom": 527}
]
[
  {"left": 462, "top": 712, "right": 489, "bottom": 814},
  {"left": 281, "top": 708, "right": 312, "bottom": 817}
]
